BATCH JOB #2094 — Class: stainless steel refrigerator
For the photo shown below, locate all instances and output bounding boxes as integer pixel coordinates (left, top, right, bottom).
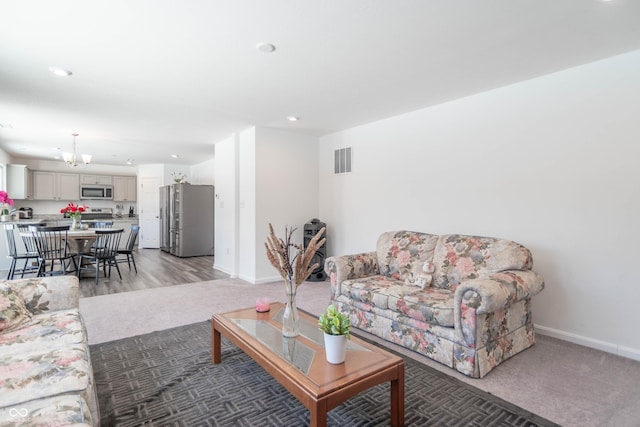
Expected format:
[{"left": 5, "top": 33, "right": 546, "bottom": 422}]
[{"left": 159, "top": 184, "right": 214, "bottom": 257}]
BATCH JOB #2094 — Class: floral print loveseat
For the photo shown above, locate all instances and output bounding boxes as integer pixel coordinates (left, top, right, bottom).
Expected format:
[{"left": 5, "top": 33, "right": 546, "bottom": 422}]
[
  {"left": 0, "top": 276, "right": 98, "bottom": 426},
  {"left": 325, "top": 231, "right": 545, "bottom": 378}
]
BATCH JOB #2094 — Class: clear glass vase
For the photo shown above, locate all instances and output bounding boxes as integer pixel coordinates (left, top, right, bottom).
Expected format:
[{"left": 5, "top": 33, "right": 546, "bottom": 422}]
[
  {"left": 282, "top": 277, "right": 299, "bottom": 337},
  {"left": 71, "top": 217, "right": 81, "bottom": 230}
]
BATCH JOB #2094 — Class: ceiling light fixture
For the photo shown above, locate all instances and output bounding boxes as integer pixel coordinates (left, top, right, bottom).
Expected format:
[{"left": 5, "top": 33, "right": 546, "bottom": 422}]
[
  {"left": 62, "top": 133, "right": 91, "bottom": 167},
  {"left": 171, "top": 154, "right": 179, "bottom": 158},
  {"left": 256, "top": 42, "right": 276, "bottom": 53},
  {"left": 287, "top": 116, "right": 299, "bottom": 122},
  {"left": 126, "top": 159, "right": 135, "bottom": 165},
  {"left": 48, "top": 66, "right": 73, "bottom": 77}
]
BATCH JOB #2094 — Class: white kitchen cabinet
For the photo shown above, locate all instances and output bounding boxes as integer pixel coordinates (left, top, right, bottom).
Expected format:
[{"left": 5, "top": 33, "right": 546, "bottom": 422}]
[
  {"left": 113, "top": 176, "right": 137, "bottom": 201},
  {"left": 6, "top": 164, "right": 33, "bottom": 200},
  {"left": 80, "top": 174, "right": 113, "bottom": 185},
  {"left": 33, "top": 171, "right": 80, "bottom": 201}
]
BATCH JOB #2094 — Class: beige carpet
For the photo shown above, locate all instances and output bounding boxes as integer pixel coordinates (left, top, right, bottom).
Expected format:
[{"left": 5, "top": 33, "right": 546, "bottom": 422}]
[{"left": 80, "top": 278, "right": 640, "bottom": 427}]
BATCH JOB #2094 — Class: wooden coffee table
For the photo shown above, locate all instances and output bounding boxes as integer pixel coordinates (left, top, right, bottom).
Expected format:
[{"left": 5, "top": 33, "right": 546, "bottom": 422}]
[{"left": 211, "top": 302, "right": 405, "bottom": 427}]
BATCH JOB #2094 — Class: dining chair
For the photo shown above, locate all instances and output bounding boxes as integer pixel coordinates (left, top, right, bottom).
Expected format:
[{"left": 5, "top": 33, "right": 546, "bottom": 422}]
[
  {"left": 3, "top": 223, "right": 39, "bottom": 279},
  {"left": 77, "top": 229, "right": 123, "bottom": 285},
  {"left": 28, "top": 225, "right": 78, "bottom": 277},
  {"left": 117, "top": 225, "right": 140, "bottom": 273}
]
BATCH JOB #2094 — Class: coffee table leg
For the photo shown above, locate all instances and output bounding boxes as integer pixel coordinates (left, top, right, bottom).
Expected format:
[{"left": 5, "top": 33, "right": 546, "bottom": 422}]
[
  {"left": 309, "top": 400, "right": 327, "bottom": 427},
  {"left": 390, "top": 363, "right": 405, "bottom": 427},
  {"left": 212, "top": 323, "right": 221, "bottom": 364}
]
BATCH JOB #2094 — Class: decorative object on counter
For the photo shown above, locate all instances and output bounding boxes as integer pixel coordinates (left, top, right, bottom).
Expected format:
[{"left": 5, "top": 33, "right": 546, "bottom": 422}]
[
  {"left": 264, "top": 223, "right": 326, "bottom": 337},
  {"left": 62, "top": 133, "right": 92, "bottom": 168},
  {"left": 60, "top": 202, "right": 88, "bottom": 230},
  {"left": 171, "top": 172, "right": 188, "bottom": 184},
  {"left": 256, "top": 297, "right": 270, "bottom": 313},
  {"left": 318, "top": 304, "right": 351, "bottom": 364},
  {"left": 0, "top": 190, "right": 14, "bottom": 222}
]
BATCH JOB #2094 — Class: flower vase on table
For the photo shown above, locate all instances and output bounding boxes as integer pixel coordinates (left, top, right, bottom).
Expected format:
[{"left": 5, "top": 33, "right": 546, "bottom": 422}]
[
  {"left": 60, "top": 203, "right": 88, "bottom": 230},
  {"left": 71, "top": 216, "right": 81, "bottom": 230},
  {"left": 264, "top": 222, "right": 327, "bottom": 338},
  {"left": 282, "top": 277, "right": 300, "bottom": 337}
]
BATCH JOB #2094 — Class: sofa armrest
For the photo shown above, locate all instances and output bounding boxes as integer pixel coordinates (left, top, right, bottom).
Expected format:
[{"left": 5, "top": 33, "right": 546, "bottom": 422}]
[
  {"left": 454, "top": 270, "right": 545, "bottom": 315},
  {"left": 453, "top": 270, "right": 544, "bottom": 345},
  {"left": 4, "top": 276, "right": 80, "bottom": 315},
  {"left": 324, "top": 252, "right": 379, "bottom": 295}
]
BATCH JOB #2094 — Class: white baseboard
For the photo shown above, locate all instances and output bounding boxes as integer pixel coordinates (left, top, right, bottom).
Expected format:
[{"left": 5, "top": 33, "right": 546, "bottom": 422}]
[
  {"left": 213, "top": 264, "right": 234, "bottom": 277},
  {"left": 536, "top": 324, "right": 640, "bottom": 362},
  {"left": 253, "top": 275, "right": 283, "bottom": 285},
  {"left": 234, "top": 274, "right": 282, "bottom": 285}
]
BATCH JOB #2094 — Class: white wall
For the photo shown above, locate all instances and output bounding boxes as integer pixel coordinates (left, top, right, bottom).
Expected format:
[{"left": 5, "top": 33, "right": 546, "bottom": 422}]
[
  {"left": 214, "top": 134, "right": 239, "bottom": 276},
  {"left": 230, "top": 126, "right": 319, "bottom": 283},
  {"left": 190, "top": 158, "right": 215, "bottom": 185},
  {"left": 254, "top": 127, "right": 319, "bottom": 283},
  {"left": 318, "top": 49, "right": 640, "bottom": 359},
  {"left": 238, "top": 128, "right": 257, "bottom": 282}
]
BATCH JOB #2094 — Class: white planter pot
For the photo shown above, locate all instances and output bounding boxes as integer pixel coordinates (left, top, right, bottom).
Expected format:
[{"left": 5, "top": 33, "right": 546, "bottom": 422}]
[{"left": 323, "top": 333, "right": 347, "bottom": 364}]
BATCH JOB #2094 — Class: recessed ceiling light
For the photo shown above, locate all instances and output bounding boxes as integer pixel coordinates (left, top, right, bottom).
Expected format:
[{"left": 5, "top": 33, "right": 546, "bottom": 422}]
[
  {"left": 126, "top": 159, "right": 135, "bottom": 165},
  {"left": 287, "top": 116, "right": 299, "bottom": 122},
  {"left": 48, "top": 66, "right": 72, "bottom": 77},
  {"left": 256, "top": 42, "right": 276, "bottom": 53},
  {"left": 171, "top": 154, "right": 179, "bottom": 158}
]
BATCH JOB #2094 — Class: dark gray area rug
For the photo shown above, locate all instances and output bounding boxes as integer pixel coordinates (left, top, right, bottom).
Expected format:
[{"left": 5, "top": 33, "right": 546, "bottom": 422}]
[{"left": 90, "top": 320, "right": 559, "bottom": 426}]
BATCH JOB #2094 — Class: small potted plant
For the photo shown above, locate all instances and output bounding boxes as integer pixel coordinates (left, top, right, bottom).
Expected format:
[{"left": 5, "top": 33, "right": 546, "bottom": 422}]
[{"left": 318, "top": 304, "right": 350, "bottom": 364}]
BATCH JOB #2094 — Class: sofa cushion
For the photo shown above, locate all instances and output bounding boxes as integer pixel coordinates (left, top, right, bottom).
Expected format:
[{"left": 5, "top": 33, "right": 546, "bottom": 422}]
[
  {"left": 0, "top": 309, "right": 86, "bottom": 356},
  {"left": 0, "top": 283, "right": 32, "bottom": 333},
  {"left": 386, "top": 286, "right": 455, "bottom": 327},
  {"left": 1, "top": 276, "right": 80, "bottom": 314},
  {"left": 432, "top": 234, "right": 533, "bottom": 289},
  {"left": 377, "top": 231, "right": 438, "bottom": 285},
  {"left": 341, "top": 275, "right": 399, "bottom": 306},
  {"left": 340, "top": 275, "right": 455, "bottom": 327},
  {"left": 0, "top": 344, "right": 92, "bottom": 408}
]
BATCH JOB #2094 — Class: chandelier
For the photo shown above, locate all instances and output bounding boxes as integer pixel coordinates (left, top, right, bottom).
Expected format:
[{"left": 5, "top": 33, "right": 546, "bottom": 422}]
[{"left": 62, "top": 133, "right": 91, "bottom": 167}]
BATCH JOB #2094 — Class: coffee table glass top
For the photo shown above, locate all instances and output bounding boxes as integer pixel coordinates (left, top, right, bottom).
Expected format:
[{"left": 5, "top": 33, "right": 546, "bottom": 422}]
[{"left": 230, "top": 306, "right": 371, "bottom": 374}]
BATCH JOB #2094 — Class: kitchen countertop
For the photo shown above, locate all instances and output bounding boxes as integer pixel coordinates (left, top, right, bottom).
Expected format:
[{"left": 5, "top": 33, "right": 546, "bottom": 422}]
[{"left": 1, "top": 216, "right": 139, "bottom": 224}]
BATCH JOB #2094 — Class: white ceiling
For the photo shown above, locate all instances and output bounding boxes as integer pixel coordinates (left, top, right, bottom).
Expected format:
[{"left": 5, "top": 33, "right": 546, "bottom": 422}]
[{"left": 1, "top": 0, "right": 639, "bottom": 167}]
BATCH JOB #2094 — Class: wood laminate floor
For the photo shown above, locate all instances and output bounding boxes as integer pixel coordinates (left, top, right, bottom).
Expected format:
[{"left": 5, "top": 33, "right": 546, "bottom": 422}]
[{"left": 76, "top": 248, "right": 228, "bottom": 298}]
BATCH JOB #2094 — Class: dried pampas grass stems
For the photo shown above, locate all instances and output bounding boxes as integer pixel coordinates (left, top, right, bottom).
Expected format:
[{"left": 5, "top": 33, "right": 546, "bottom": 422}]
[{"left": 265, "top": 223, "right": 326, "bottom": 288}]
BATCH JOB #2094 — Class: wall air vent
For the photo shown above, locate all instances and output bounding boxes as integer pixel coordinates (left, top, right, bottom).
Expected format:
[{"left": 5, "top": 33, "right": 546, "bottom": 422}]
[{"left": 334, "top": 147, "right": 352, "bottom": 174}]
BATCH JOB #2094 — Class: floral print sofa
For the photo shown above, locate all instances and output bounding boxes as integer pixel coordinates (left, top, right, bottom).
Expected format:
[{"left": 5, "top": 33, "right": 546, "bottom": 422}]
[
  {"left": 0, "top": 276, "right": 98, "bottom": 426},
  {"left": 325, "top": 231, "right": 545, "bottom": 378}
]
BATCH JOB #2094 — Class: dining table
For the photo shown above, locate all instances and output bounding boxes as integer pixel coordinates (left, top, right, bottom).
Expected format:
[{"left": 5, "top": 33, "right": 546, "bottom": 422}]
[{"left": 20, "top": 227, "right": 123, "bottom": 259}]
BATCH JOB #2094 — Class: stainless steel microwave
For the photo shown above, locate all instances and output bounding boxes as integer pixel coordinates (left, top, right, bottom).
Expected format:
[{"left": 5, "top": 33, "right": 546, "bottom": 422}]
[{"left": 80, "top": 185, "right": 113, "bottom": 200}]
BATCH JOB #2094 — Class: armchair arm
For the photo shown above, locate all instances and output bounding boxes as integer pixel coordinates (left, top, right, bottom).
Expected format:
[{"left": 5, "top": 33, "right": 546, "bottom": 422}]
[
  {"left": 324, "top": 252, "right": 379, "bottom": 296},
  {"left": 6, "top": 276, "right": 80, "bottom": 315},
  {"left": 453, "top": 270, "right": 544, "bottom": 344}
]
